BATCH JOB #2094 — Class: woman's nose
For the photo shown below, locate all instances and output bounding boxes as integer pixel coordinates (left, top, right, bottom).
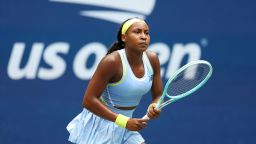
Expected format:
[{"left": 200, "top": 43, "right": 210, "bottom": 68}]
[{"left": 140, "top": 33, "right": 147, "bottom": 40}]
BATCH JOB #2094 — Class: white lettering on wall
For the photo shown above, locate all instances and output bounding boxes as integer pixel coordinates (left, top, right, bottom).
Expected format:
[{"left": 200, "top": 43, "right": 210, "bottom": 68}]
[
  {"left": 7, "top": 41, "right": 202, "bottom": 80},
  {"left": 38, "top": 42, "right": 69, "bottom": 80},
  {"left": 73, "top": 42, "right": 107, "bottom": 80},
  {"left": 165, "top": 43, "right": 201, "bottom": 79},
  {"left": 8, "top": 43, "right": 44, "bottom": 79}
]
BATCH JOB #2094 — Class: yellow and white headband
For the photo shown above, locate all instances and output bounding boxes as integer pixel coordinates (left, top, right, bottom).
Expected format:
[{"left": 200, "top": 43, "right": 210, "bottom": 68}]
[{"left": 121, "top": 18, "right": 146, "bottom": 35}]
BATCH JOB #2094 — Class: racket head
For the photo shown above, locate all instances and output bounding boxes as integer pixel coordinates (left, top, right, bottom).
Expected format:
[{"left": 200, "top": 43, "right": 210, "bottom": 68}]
[{"left": 157, "top": 60, "right": 213, "bottom": 109}]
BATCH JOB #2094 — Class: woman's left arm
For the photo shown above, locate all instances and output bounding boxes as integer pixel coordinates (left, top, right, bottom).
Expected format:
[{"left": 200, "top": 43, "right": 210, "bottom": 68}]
[{"left": 146, "top": 51, "right": 163, "bottom": 119}]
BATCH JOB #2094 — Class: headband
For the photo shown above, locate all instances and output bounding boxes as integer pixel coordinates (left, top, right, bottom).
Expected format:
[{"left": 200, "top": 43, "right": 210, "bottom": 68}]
[{"left": 121, "top": 18, "right": 145, "bottom": 35}]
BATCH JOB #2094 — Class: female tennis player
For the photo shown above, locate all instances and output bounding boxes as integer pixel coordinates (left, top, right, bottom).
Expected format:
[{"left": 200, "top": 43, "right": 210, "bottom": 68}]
[{"left": 67, "top": 17, "right": 163, "bottom": 144}]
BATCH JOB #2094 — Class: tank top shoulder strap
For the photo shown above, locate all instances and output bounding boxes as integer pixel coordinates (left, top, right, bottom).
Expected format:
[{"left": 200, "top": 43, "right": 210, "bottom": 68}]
[{"left": 108, "top": 49, "right": 127, "bottom": 86}]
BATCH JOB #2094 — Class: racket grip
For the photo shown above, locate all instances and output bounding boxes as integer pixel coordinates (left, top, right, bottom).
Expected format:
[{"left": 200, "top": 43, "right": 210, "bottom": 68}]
[{"left": 142, "top": 114, "right": 150, "bottom": 120}]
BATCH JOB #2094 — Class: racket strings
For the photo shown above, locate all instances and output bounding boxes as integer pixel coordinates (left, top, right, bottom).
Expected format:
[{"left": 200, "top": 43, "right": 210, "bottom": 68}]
[{"left": 167, "top": 64, "right": 210, "bottom": 96}]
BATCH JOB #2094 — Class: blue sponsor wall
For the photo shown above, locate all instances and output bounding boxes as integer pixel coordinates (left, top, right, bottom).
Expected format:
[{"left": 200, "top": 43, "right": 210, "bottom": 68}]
[{"left": 1, "top": 0, "right": 256, "bottom": 143}]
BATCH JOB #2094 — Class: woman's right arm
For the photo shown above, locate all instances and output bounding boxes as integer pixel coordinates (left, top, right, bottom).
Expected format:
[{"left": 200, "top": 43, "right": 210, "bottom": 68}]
[{"left": 82, "top": 54, "right": 118, "bottom": 122}]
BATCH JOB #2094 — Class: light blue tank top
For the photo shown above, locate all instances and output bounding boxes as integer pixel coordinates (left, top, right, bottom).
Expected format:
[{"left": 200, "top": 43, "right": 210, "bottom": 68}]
[{"left": 101, "top": 49, "right": 154, "bottom": 107}]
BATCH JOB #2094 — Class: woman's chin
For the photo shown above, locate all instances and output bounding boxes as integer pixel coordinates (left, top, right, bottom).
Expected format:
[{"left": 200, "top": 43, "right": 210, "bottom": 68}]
[{"left": 139, "top": 46, "right": 148, "bottom": 52}]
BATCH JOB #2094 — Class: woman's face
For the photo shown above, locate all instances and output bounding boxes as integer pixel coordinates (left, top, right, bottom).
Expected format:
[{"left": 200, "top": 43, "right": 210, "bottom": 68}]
[{"left": 122, "top": 21, "right": 150, "bottom": 53}]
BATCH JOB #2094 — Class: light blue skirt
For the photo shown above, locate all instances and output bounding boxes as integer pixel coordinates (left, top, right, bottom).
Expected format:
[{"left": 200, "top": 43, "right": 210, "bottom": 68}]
[{"left": 66, "top": 107, "right": 145, "bottom": 144}]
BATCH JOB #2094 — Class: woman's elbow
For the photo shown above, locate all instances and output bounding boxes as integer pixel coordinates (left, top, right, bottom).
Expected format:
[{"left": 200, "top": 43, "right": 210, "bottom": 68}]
[{"left": 82, "top": 96, "right": 92, "bottom": 109}]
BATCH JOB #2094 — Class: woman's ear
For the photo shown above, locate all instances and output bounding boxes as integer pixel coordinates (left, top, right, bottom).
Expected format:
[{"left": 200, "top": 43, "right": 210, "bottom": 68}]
[{"left": 121, "top": 34, "right": 126, "bottom": 43}]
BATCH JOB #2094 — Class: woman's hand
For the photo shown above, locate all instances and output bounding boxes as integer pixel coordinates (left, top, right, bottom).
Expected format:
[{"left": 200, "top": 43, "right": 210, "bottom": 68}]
[
  {"left": 126, "top": 118, "right": 148, "bottom": 131},
  {"left": 147, "top": 103, "right": 161, "bottom": 119}
]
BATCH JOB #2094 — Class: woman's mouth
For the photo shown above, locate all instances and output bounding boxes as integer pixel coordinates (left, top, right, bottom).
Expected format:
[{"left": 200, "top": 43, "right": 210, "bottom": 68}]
[{"left": 139, "top": 42, "right": 148, "bottom": 47}]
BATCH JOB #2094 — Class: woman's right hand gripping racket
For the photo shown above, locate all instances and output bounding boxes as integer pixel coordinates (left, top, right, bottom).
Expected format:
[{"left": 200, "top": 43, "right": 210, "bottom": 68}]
[{"left": 143, "top": 60, "right": 213, "bottom": 120}]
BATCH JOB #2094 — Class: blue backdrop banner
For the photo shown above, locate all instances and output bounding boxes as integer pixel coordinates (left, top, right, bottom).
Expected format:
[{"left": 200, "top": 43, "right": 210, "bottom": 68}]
[{"left": 0, "top": 0, "right": 256, "bottom": 143}]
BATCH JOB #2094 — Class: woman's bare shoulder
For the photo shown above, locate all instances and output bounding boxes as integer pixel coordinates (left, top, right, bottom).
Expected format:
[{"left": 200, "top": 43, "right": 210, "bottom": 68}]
[
  {"left": 101, "top": 51, "right": 120, "bottom": 65},
  {"left": 145, "top": 50, "right": 159, "bottom": 63},
  {"left": 96, "top": 51, "right": 122, "bottom": 74}
]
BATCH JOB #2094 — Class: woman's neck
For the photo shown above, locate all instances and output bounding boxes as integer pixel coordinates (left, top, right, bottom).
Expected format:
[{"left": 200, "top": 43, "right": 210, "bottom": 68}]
[{"left": 125, "top": 49, "right": 143, "bottom": 66}]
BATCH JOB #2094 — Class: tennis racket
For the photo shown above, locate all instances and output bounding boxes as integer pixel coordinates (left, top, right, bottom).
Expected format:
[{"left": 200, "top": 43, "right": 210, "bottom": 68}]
[{"left": 143, "top": 60, "right": 213, "bottom": 120}]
